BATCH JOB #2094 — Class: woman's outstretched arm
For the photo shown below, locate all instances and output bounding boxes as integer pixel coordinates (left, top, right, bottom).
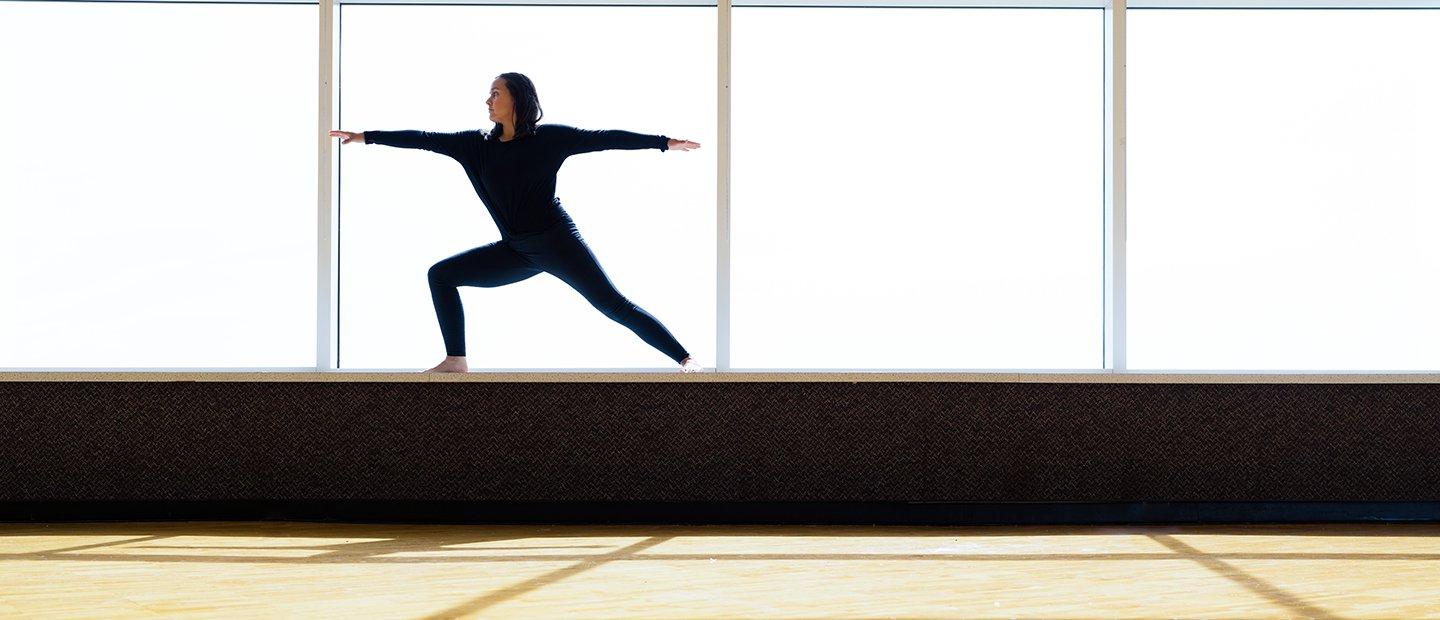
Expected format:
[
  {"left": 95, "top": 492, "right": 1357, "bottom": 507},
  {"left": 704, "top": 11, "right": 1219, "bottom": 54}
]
[
  {"left": 552, "top": 124, "right": 700, "bottom": 156},
  {"left": 331, "top": 129, "right": 479, "bottom": 159}
]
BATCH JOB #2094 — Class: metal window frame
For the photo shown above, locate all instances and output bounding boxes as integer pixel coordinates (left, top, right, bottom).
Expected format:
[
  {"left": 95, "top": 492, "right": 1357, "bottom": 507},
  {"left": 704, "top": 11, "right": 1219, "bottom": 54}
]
[{"left": 1104, "top": 0, "right": 1124, "bottom": 371}]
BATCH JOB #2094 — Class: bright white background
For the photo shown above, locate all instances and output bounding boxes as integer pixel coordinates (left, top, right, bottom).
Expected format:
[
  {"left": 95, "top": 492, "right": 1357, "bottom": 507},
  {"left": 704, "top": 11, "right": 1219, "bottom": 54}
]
[
  {"left": 4, "top": 3, "right": 1437, "bottom": 372},
  {"left": 338, "top": 6, "right": 716, "bottom": 370},
  {"left": 0, "top": 2, "right": 317, "bottom": 368},
  {"left": 1127, "top": 9, "right": 1440, "bottom": 371},
  {"left": 731, "top": 8, "right": 1104, "bottom": 369}
]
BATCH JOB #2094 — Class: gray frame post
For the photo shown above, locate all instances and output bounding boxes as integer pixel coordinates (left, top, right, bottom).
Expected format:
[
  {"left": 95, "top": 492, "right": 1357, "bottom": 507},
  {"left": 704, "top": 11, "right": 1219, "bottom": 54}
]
[
  {"left": 1104, "top": 0, "right": 1126, "bottom": 371},
  {"left": 318, "top": 0, "right": 339, "bottom": 370},
  {"left": 718, "top": 0, "right": 733, "bottom": 371}
]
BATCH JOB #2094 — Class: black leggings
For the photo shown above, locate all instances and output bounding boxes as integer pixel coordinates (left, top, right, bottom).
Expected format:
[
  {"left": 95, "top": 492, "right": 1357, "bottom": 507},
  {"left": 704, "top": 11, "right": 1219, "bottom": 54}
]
[{"left": 426, "top": 221, "right": 691, "bottom": 364}]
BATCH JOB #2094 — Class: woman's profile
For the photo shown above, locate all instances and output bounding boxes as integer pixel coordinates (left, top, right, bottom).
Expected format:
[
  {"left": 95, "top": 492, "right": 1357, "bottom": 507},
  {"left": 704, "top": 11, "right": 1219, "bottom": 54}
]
[{"left": 329, "top": 72, "right": 703, "bottom": 374}]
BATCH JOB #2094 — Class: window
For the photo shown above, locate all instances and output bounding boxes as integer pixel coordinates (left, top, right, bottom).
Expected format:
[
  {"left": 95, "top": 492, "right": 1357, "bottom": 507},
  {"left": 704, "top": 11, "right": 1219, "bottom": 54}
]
[
  {"left": 1127, "top": 8, "right": 1440, "bottom": 371},
  {"left": 338, "top": 6, "right": 716, "bottom": 370},
  {"left": 731, "top": 7, "right": 1104, "bottom": 369},
  {"left": 0, "top": 2, "right": 318, "bottom": 368}
]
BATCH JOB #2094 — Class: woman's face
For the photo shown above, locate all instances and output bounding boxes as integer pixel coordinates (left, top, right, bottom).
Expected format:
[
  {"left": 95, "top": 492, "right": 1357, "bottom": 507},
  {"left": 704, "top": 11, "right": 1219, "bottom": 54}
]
[{"left": 486, "top": 78, "right": 514, "bottom": 126}]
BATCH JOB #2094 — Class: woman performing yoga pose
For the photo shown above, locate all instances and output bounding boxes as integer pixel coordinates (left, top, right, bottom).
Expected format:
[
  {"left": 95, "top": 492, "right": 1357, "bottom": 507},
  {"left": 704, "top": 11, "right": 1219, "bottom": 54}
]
[{"left": 330, "top": 72, "right": 703, "bottom": 374}]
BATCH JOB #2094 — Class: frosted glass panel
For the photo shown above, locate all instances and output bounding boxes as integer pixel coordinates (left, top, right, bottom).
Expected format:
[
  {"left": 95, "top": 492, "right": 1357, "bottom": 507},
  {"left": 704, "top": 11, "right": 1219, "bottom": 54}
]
[
  {"left": 731, "top": 8, "right": 1103, "bottom": 370},
  {"left": 1128, "top": 10, "right": 1440, "bottom": 371},
  {"left": 339, "top": 6, "right": 715, "bottom": 370},
  {"left": 0, "top": 3, "right": 318, "bottom": 369}
]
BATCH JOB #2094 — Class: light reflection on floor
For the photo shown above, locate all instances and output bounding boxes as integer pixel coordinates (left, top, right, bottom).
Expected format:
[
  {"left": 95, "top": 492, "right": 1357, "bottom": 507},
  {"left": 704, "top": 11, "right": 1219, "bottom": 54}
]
[{"left": 3, "top": 522, "right": 1439, "bottom": 618}]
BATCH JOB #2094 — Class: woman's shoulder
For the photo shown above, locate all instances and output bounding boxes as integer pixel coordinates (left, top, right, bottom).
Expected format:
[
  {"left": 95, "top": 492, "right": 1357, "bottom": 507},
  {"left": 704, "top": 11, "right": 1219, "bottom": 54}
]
[{"left": 535, "top": 123, "right": 581, "bottom": 135}]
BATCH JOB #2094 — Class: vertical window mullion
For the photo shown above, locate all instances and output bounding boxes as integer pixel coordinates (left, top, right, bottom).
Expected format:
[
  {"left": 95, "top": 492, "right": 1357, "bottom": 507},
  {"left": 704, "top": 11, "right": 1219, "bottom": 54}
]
[
  {"left": 1104, "top": 0, "right": 1127, "bottom": 371},
  {"left": 718, "top": 0, "right": 732, "bottom": 372}
]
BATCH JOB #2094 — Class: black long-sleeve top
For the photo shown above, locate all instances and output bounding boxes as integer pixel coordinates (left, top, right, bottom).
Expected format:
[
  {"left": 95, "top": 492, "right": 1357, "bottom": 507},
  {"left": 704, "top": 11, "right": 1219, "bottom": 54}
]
[{"left": 363, "top": 123, "right": 670, "bottom": 238}]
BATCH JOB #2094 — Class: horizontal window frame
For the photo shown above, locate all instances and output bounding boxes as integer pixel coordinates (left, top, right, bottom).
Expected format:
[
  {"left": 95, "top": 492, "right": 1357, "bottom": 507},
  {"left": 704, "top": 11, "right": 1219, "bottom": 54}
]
[{"left": 14, "top": 1, "right": 1440, "bottom": 7}]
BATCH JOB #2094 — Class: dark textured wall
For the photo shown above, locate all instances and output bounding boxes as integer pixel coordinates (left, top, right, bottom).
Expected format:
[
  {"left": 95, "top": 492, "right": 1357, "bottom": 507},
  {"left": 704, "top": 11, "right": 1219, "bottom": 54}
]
[{"left": 3, "top": 381, "right": 1439, "bottom": 503}]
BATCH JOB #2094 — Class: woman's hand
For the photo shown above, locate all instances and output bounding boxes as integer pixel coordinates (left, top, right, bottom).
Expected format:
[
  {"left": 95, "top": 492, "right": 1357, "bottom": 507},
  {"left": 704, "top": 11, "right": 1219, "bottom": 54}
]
[
  {"left": 667, "top": 138, "right": 700, "bottom": 152},
  {"left": 329, "top": 130, "right": 365, "bottom": 145}
]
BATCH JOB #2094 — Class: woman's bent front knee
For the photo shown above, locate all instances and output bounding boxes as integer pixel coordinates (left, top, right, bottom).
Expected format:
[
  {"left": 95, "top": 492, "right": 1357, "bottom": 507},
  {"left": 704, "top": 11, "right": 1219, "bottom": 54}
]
[{"left": 427, "top": 262, "right": 454, "bottom": 286}]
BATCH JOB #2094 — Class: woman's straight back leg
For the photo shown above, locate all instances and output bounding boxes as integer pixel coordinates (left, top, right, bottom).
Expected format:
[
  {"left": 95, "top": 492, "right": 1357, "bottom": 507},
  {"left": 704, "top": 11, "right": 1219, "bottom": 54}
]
[{"left": 533, "top": 229, "right": 690, "bottom": 365}]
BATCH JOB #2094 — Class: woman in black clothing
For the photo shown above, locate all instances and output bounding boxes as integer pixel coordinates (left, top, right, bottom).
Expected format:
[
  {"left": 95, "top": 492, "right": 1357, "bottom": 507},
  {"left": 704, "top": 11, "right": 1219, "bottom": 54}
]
[{"left": 330, "top": 72, "right": 703, "bottom": 374}]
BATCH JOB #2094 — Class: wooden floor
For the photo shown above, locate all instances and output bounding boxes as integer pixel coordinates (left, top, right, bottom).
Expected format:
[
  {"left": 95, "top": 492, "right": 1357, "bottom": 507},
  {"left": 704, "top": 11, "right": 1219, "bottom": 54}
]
[{"left": 2, "top": 521, "right": 1438, "bottom": 618}]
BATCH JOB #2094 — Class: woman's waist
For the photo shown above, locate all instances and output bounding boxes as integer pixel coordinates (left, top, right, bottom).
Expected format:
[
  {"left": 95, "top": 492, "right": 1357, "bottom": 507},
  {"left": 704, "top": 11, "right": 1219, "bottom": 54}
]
[
  {"left": 496, "top": 199, "right": 572, "bottom": 236},
  {"left": 502, "top": 217, "right": 578, "bottom": 242}
]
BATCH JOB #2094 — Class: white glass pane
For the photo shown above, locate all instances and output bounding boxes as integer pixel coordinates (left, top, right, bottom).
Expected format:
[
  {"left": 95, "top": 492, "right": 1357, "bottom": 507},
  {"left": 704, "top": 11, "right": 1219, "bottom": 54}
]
[
  {"left": 0, "top": 3, "right": 318, "bottom": 369},
  {"left": 339, "top": 6, "right": 716, "bottom": 370},
  {"left": 731, "top": 8, "right": 1103, "bottom": 370},
  {"left": 1128, "top": 9, "right": 1440, "bottom": 371}
]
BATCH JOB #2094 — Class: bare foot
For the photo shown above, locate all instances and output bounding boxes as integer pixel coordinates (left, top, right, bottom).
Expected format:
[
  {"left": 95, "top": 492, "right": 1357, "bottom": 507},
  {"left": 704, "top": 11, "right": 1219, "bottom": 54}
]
[{"left": 422, "top": 356, "right": 469, "bottom": 373}]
